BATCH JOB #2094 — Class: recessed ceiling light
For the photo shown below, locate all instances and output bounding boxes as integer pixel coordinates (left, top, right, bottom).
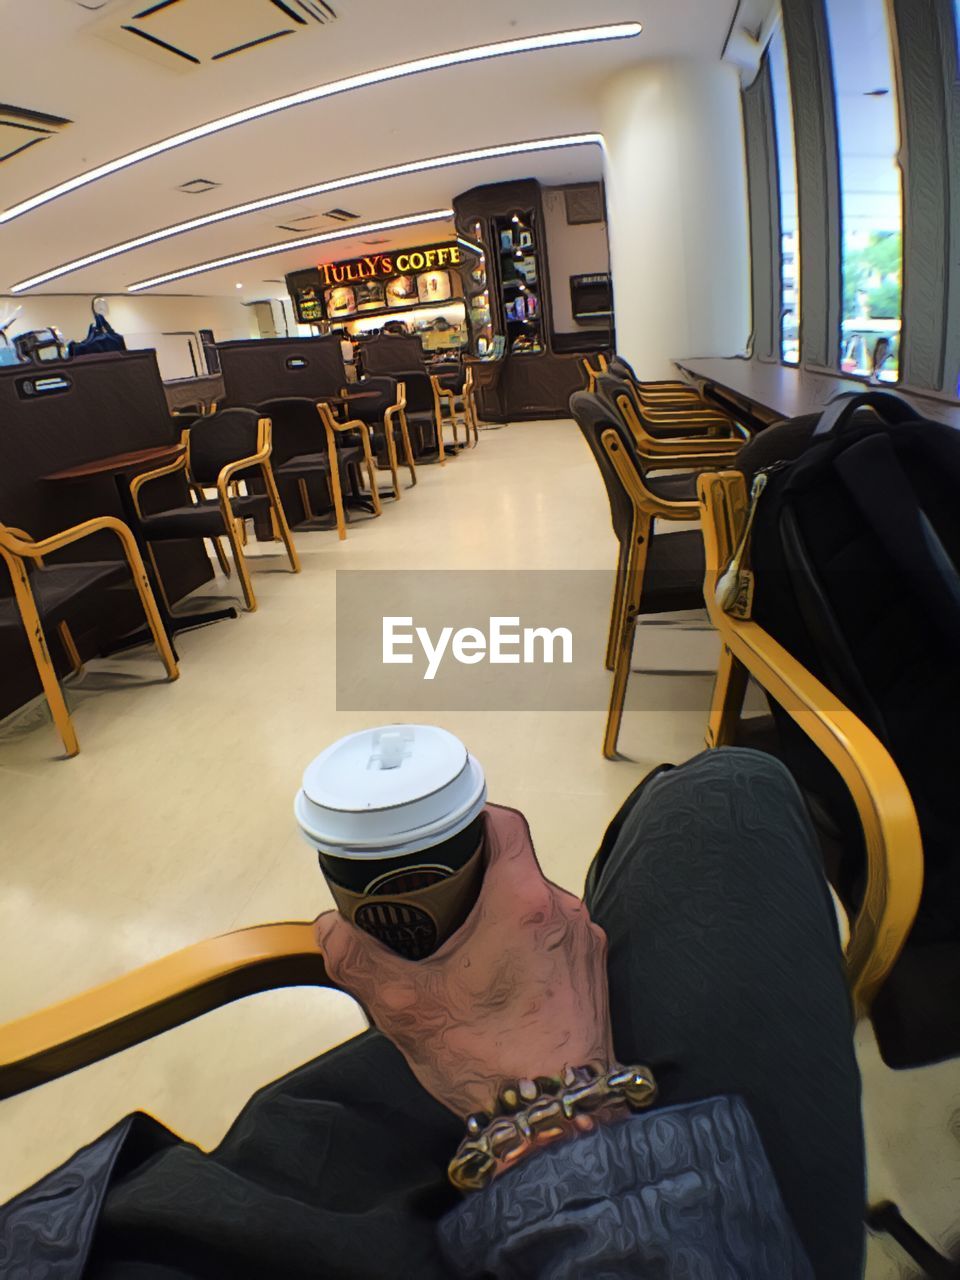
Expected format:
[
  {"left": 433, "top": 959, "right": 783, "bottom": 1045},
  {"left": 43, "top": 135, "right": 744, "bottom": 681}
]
[
  {"left": 0, "top": 24, "right": 638, "bottom": 224},
  {"left": 9, "top": 133, "right": 602, "bottom": 292},
  {"left": 236, "top": 282, "right": 243, "bottom": 288},
  {"left": 128, "top": 209, "right": 453, "bottom": 291}
]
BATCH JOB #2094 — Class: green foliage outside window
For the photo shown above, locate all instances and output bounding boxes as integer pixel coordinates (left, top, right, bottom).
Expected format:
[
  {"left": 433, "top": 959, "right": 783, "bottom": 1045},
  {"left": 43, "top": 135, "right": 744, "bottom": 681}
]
[{"left": 843, "top": 231, "right": 902, "bottom": 320}]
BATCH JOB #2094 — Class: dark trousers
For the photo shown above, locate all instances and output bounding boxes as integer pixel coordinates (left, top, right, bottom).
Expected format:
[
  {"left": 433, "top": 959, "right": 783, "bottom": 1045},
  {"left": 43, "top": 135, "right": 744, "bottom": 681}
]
[{"left": 89, "top": 749, "right": 864, "bottom": 1280}]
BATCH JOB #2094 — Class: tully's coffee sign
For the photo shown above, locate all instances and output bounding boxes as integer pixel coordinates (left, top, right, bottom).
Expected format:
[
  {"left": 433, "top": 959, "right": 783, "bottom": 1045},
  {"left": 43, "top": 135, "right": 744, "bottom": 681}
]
[{"left": 317, "top": 243, "right": 461, "bottom": 286}]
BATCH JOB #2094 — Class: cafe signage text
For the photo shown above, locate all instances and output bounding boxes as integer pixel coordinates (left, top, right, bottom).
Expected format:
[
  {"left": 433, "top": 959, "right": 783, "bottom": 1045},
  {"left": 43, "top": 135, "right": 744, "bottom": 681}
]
[{"left": 317, "top": 242, "right": 461, "bottom": 286}]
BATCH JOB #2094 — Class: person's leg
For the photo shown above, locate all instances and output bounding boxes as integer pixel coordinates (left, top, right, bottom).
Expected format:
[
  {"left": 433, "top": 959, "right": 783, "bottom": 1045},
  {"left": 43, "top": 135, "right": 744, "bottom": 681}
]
[
  {"left": 89, "top": 1031, "right": 461, "bottom": 1280},
  {"left": 587, "top": 746, "right": 864, "bottom": 1280}
]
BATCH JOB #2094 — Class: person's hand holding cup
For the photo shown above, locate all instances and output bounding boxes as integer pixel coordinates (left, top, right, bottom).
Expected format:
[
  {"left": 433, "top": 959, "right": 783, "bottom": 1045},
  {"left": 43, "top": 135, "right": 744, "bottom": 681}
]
[{"left": 315, "top": 804, "right": 613, "bottom": 1120}]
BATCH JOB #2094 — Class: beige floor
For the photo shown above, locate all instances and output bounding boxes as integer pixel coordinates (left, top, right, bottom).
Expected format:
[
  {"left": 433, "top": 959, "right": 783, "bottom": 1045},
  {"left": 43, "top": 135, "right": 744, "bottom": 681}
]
[{"left": 0, "top": 419, "right": 956, "bottom": 1275}]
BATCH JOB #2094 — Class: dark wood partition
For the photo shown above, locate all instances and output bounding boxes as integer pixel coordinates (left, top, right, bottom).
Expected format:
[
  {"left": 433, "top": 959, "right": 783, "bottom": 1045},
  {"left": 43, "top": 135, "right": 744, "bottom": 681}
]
[
  {"left": 215, "top": 336, "right": 347, "bottom": 407},
  {"left": 0, "top": 351, "right": 212, "bottom": 722},
  {"left": 358, "top": 334, "right": 426, "bottom": 376}
]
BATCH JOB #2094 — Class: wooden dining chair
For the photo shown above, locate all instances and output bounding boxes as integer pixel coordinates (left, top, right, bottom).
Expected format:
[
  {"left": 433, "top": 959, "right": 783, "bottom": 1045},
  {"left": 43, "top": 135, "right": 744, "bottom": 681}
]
[
  {"left": 257, "top": 396, "right": 365, "bottom": 540},
  {"left": 339, "top": 377, "right": 418, "bottom": 499},
  {"left": 571, "top": 390, "right": 710, "bottom": 759},
  {"left": 581, "top": 352, "right": 609, "bottom": 392},
  {"left": 596, "top": 372, "right": 748, "bottom": 451},
  {"left": 0, "top": 517, "right": 178, "bottom": 757},
  {"left": 430, "top": 372, "right": 478, "bottom": 453},
  {"left": 606, "top": 355, "right": 710, "bottom": 406},
  {"left": 131, "top": 410, "right": 299, "bottom": 612}
]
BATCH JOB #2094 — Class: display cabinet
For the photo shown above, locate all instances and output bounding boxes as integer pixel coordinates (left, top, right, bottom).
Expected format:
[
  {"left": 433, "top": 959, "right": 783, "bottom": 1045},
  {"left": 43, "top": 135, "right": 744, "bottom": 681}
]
[{"left": 453, "top": 179, "right": 605, "bottom": 420}]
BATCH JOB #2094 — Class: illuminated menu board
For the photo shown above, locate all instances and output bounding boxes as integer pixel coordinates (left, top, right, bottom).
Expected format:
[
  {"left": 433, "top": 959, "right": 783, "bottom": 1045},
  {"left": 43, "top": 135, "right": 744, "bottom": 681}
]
[{"left": 286, "top": 243, "right": 464, "bottom": 326}]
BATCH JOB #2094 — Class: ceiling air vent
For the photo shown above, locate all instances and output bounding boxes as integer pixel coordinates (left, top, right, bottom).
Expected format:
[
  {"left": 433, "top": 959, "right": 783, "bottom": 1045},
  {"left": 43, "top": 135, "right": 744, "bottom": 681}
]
[
  {"left": 322, "top": 208, "right": 358, "bottom": 222},
  {"left": 0, "top": 103, "right": 71, "bottom": 165},
  {"left": 177, "top": 177, "right": 220, "bottom": 194},
  {"left": 96, "top": 0, "right": 338, "bottom": 71},
  {"left": 564, "top": 184, "right": 605, "bottom": 225},
  {"left": 276, "top": 212, "right": 325, "bottom": 232}
]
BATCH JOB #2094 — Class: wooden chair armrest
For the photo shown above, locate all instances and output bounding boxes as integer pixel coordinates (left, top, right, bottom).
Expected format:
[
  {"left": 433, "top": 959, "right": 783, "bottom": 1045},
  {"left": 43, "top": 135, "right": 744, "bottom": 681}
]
[
  {"left": 11, "top": 515, "right": 138, "bottom": 560},
  {"left": 642, "top": 407, "right": 734, "bottom": 424},
  {"left": 638, "top": 434, "right": 744, "bottom": 457},
  {"left": 697, "top": 471, "right": 924, "bottom": 1014},
  {"left": 129, "top": 452, "right": 188, "bottom": 517},
  {"left": 0, "top": 526, "right": 35, "bottom": 545},
  {"left": 600, "top": 429, "right": 701, "bottom": 520},
  {"left": 0, "top": 923, "right": 331, "bottom": 1100},
  {"left": 326, "top": 416, "right": 369, "bottom": 434}
]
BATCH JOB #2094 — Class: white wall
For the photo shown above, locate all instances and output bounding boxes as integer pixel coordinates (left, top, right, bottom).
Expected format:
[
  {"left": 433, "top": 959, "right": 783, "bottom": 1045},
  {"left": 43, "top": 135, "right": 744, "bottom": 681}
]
[
  {"left": 541, "top": 187, "right": 611, "bottom": 334},
  {"left": 601, "top": 60, "right": 751, "bottom": 378},
  {"left": 0, "top": 294, "right": 258, "bottom": 379}
]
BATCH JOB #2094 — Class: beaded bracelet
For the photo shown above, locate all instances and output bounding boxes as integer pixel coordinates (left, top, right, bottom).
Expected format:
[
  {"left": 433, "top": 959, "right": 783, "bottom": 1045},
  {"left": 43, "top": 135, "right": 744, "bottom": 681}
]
[{"left": 448, "top": 1062, "right": 657, "bottom": 1192}]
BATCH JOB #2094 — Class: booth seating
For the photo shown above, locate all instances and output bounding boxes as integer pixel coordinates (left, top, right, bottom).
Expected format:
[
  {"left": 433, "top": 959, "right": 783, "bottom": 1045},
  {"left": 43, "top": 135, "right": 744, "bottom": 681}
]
[
  {"left": 570, "top": 390, "right": 708, "bottom": 759},
  {"left": 131, "top": 409, "right": 300, "bottom": 612},
  {"left": 339, "top": 377, "right": 417, "bottom": 499},
  {"left": 357, "top": 333, "right": 428, "bottom": 377},
  {"left": 215, "top": 336, "right": 347, "bottom": 409},
  {"left": 0, "top": 517, "right": 178, "bottom": 757},
  {"left": 257, "top": 397, "right": 380, "bottom": 541},
  {"left": 0, "top": 352, "right": 215, "bottom": 727}
]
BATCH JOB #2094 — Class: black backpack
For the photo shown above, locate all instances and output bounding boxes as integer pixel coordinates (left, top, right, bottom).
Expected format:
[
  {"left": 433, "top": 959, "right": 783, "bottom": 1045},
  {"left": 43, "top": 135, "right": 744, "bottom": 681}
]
[{"left": 734, "top": 392, "right": 960, "bottom": 1063}]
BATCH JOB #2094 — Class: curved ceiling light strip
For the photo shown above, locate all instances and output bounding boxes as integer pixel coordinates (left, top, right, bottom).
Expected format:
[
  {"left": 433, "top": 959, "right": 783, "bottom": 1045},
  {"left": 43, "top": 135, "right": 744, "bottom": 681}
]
[
  {"left": 1, "top": 23, "right": 640, "bottom": 225},
  {"left": 127, "top": 209, "right": 454, "bottom": 291},
  {"left": 10, "top": 133, "right": 603, "bottom": 292}
]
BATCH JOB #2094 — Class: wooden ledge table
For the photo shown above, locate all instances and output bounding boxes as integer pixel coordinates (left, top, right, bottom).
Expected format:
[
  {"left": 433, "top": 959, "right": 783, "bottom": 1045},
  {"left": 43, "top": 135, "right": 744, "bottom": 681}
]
[
  {"left": 675, "top": 356, "right": 960, "bottom": 432},
  {"left": 43, "top": 443, "right": 238, "bottom": 658}
]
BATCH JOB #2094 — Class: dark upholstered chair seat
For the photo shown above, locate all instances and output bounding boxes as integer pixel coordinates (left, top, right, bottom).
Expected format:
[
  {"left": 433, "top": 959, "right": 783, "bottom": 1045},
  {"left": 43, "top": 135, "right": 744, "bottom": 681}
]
[
  {"left": 274, "top": 446, "right": 363, "bottom": 477},
  {"left": 139, "top": 494, "right": 270, "bottom": 541},
  {"left": 639, "top": 529, "right": 706, "bottom": 614},
  {"left": 0, "top": 561, "right": 128, "bottom": 629},
  {"left": 644, "top": 471, "right": 699, "bottom": 502}
]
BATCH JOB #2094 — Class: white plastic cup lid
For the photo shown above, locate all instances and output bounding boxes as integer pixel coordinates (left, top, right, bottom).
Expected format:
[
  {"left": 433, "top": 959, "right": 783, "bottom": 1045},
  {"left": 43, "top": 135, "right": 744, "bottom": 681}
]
[{"left": 294, "top": 724, "right": 487, "bottom": 859}]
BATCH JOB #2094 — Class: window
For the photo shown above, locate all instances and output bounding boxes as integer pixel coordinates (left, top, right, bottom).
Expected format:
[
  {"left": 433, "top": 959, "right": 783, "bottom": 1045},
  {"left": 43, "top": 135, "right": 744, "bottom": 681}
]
[
  {"left": 825, "top": 0, "right": 903, "bottom": 382},
  {"left": 768, "top": 24, "right": 800, "bottom": 365}
]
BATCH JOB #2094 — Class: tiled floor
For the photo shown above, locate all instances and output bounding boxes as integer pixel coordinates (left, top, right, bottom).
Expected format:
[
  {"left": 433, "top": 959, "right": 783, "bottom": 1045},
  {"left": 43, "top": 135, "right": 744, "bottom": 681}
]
[{"left": 0, "top": 419, "right": 956, "bottom": 1275}]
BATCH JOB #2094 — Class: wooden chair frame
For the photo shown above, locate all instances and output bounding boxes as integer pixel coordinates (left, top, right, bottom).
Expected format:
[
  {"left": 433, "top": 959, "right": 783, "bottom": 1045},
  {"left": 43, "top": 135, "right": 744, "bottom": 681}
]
[
  {"left": 698, "top": 471, "right": 924, "bottom": 1015},
  {"left": 611, "top": 389, "right": 748, "bottom": 461},
  {"left": 600, "top": 427, "right": 702, "bottom": 759},
  {"left": 131, "top": 419, "right": 300, "bottom": 612},
  {"left": 343, "top": 382, "right": 417, "bottom": 501},
  {"left": 0, "top": 922, "right": 329, "bottom": 1101},
  {"left": 0, "top": 518, "right": 178, "bottom": 757},
  {"left": 316, "top": 402, "right": 383, "bottom": 541},
  {"left": 389, "top": 381, "right": 418, "bottom": 490},
  {"left": 430, "top": 373, "right": 478, "bottom": 456},
  {"left": 581, "top": 353, "right": 609, "bottom": 393}
]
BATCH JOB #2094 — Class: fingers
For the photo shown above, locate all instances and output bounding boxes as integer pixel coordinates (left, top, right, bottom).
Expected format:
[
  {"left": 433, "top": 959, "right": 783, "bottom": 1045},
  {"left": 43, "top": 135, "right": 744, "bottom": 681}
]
[
  {"left": 481, "top": 805, "right": 585, "bottom": 920},
  {"left": 314, "top": 909, "right": 413, "bottom": 1005}
]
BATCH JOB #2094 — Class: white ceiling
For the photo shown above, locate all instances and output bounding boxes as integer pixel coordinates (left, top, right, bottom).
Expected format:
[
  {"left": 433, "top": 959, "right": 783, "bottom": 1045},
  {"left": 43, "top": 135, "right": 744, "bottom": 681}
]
[{"left": 0, "top": 0, "right": 740, "bottom": 299}]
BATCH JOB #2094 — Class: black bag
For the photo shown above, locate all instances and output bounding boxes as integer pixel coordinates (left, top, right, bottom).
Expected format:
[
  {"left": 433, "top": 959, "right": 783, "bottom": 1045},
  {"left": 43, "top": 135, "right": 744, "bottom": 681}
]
[
  {"left": 68, "top": 311, "right": 126, "bottom": 358},
  {"left": 736, "top": 392, "right": 960, "bottom": 992}
]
